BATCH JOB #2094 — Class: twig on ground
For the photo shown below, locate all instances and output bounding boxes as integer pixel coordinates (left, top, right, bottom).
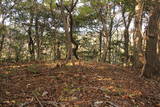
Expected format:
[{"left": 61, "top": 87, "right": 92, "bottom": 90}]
[
  {"left": 42, "top": 101, "right": 59, "bottom": 107},
  {"left": 105, "top": 101, "right": 119, "bottom": 107},
  {"left": 19, "top": 101, "right": 33, "bottom": 107},
  {"left": 32, "top": 92, "right": 43, "bottom": 107}
]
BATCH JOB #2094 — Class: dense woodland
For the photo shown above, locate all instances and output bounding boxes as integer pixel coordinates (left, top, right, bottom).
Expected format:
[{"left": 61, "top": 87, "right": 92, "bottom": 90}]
[
  {"left": 0, "top": 0, "right": 160, "bottom": 77},
  {"left": 0, "top": 0, "right": 160, "bottom": 106}
]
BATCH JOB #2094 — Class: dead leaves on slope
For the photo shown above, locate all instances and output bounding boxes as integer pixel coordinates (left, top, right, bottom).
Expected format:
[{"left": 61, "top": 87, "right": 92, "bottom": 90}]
[{"left": 0, "top": 61, "right": 160, "bottom": 107}]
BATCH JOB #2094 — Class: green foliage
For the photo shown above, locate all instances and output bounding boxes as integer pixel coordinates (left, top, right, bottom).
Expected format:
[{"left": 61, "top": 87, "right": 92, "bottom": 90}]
[
  {"left": 78, "top": 35, "right": 99, "bottom": 60},
  {"left": 44, "top": 0, "right": 56, "bottom": 8},
  {"left": 27, "top": 64, "right": 40, "bottom": 74},
  {"left": 78, "top": 5, "right": 94, "bottom": 17},
  {"left": 117, "top": 0, "right": 136, "bottom": 12},
  {"left": 0, "top": 73, "right": 7, "bottom": 78},
  {"left": 103, "top": 88, "right": 112, "bottom": 94},
  {"left": 0, "top": 24, "right": 7, "bottom": 35},
  {"left": 90, "top": 0, "right": 109, "bottom": 7},
  {"left": 0, "top": 0, "right": 146, "bottom": 65},
  {"left": 113, "top": 88, "right": 126, "bottom": 96}
]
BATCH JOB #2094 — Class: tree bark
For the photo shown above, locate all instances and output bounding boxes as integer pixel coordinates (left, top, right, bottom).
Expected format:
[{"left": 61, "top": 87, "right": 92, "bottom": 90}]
[
  {"left": 141, "top": 1, "right": 160, "bottom": 78},
  {"left": 158, "top": 28, "right": 160, "bottom": 61},
  {"left": 69, "top": 12, "right": 79, "bottom": 60},
  {"left": 56, "top": 41, "right": 61, "bottom": 59},
  {"left": 28, "top": 13, "right": 35, "bottom": 61},
  {"left": 99, "top": 10, "right": 109, "bottom": 62},
  {"left": 99, "top": 31, "right": 102, "bottom": 61},
  {"left": 158, "top": 36, "right": 160, "bottom": 61},
  {"left": 101, "top": 25, "right": 109, "bottom": 62},
  {"left": 58, "top": 0, "right": 78, "bottom": 62},
  {"left": 0, "top": 20, "right": 5, "bottom": 58},
  {"left": 35, "top": 15, "right": 40, "bottom": 60},
  {"left": 122, "top": 10, "right": 133, "bottom": 64},
  {"left": 134, "top": 0, "right": 144, "bottom": 68},
  {"left": 0, "top": 34, "right": 5, "bottom": 57},
  {"left": 59, "top": 0, "right": 72, "bottom": 62},
  {"left": 108, "top": 16, "right": 114, "bottom": 63}
]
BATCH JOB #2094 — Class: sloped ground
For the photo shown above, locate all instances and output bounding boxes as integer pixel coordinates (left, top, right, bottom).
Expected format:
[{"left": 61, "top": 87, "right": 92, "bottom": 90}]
[{"left": 0, "top": 61, "right": 160, "bottom": 107}]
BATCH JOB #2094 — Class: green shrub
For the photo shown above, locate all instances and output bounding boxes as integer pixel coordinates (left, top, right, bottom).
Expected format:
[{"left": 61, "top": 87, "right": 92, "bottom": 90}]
[{"left": 27, "top": 64, "right": 39, "bottom": 74}]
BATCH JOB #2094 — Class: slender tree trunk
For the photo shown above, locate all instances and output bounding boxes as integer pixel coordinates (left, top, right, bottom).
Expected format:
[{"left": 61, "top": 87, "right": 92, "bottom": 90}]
[
  {"left": 56, "top": 41, "right": 61, "bottom": 59},
  {"left": 15, "top": 47, "right": 22, "bottom": 62},
  {"left": 108, "top": 2, "right": 116, "bottom": 63},
  {"left": 0, "top": 20, "right": 5, "bottom": 58},
  {"left": 141, "top": 1, "right": 160, "bottom": 78},
  {"left": 100, "top": 14, "right": 109, "bottom": 62},
  {"left": 122, "top": 11, "right": 133, "bottom": 64},
  {"left": 59, "top": 1, "right": 72, "bottom": 61},
  {"left": 99, "top": 31, "right": 102, "bottom": 61},
  {"left": 69, "top": 12, "right": 79, "bottom": 60},
  {"left": 58, "top": 0, "right": 78, "bottom": 63},
  {"left": 8, "top": 35, "right": 12, "bottom": 60},
  {"left": 108, "top": 17, "right": 114, "bottom": 63},
  {"left": 134, "top": 0, "right": 144, "bottom": 68},
  {"left": 101, "top": 27, "right": 109, "bottom": 62},
  {"left": 0, "top": 34, "right": 5, "bottom": 57},
  {"left": 158, "top": 31, "right": 160, "bottom": 61},
  {"left": 28, "top": 14, "right": 35, "bottom": 61},
  {"left": 124, "top": 30, "right": 129, "bottom": 62},
  {"left": 35, "top": 15, "right": 40, "bottom": 60}
]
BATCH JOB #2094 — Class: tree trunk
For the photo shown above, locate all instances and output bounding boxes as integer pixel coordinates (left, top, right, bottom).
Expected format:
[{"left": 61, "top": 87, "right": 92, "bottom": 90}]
[
  {"left": 124, "top": 30, "right": 129, "bottom": 62},
  {"left": 28, "top": 14, "right": 35, "bottom": 61},
  {"left": 58, "top": 0, "right": 78, "bottom": 63},
  {"left": 0, "top": 20, "right": 5, "bottom": 58},
  {"left": 35, "top": 15, "right": 40, "bottom": 60},
  {"left": 99, "top": 31, "right": 102, "bottom": 61},
  {"left": 69, "top": 12, "right": 79, "bottom": 60},
  {"left": 141, "top": 1, "right": 160, "bottom": 78},
  {"left": 0, "top": 34, "right": 5, "bottom": 57},
  {"left": 158, "top": 31, "right": 160, "bottom": 61},
  {"left": 56, "top": 41, "right": 61, "bottom": 59},
  {"left": 108, "top": 16, "right": 114, "bottom": 63},
  {"left": 100, "top": 13, "right": 109, "bottom": 62},
  {"left": 122, "top": 10, "right": 133, "bottom": 64},
  {"left": 59, "top": 0, "right": 72, "bottom": 62},
  {"left": 101, "top": 28, "right": 109, "bottom": 62},
  {"left": 134, "top": 0, "right": 144, "bottom": 68}
]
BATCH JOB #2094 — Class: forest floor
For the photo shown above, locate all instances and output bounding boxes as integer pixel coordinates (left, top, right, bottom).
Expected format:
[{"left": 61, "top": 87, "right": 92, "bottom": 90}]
[{"left": 0, "top": 61, "right": 160, "bottom": 107}]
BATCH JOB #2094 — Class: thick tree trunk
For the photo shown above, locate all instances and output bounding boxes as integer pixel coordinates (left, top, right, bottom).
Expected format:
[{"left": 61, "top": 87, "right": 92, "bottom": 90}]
[
  {"left": 141, "top": 2, "right": 160, "bottom": 78},
  {"left": 134, "top": 0, "right": 144, "bottom": 68}
]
